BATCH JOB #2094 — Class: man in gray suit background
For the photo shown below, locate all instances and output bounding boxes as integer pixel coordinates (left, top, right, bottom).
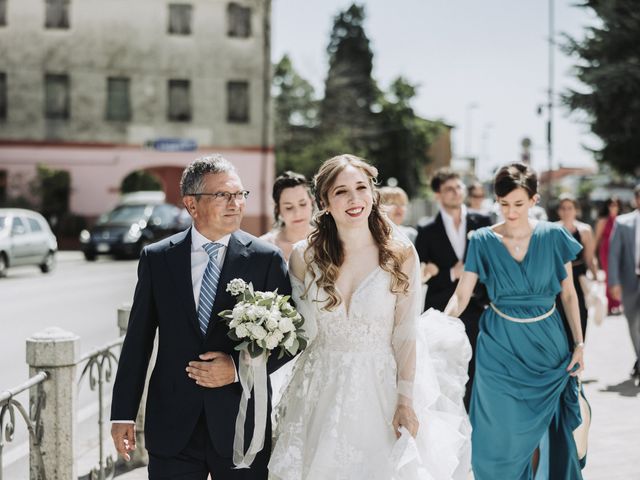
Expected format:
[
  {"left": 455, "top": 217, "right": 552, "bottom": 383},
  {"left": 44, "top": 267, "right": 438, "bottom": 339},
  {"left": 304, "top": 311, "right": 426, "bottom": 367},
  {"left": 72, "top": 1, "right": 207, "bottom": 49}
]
[{"left": 608, "top": 183, "right": 640, "bottom": 387}]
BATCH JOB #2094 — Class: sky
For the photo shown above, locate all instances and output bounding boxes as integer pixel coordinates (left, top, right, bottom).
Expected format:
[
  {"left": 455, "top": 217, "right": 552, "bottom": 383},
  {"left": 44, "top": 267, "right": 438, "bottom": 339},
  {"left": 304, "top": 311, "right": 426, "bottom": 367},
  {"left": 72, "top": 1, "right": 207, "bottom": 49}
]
[{"left": 272, "top": 0, "right": 601, "bottom": 180}]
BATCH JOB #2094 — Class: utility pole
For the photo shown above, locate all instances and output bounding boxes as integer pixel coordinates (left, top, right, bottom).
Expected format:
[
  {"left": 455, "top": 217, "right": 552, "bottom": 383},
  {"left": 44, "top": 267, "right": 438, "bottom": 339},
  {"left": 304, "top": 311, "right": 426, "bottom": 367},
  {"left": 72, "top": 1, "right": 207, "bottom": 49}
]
[{"left": 546, "top": 0, "right": 555, "bottom": 208}]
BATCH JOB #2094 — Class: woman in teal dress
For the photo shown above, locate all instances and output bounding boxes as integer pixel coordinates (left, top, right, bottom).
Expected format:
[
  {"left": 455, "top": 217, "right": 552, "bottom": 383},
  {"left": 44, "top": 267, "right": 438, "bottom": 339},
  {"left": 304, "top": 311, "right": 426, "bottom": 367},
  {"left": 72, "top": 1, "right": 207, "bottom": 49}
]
[{"left": 445, "top": 163, "right": 586, "bottom": 480}]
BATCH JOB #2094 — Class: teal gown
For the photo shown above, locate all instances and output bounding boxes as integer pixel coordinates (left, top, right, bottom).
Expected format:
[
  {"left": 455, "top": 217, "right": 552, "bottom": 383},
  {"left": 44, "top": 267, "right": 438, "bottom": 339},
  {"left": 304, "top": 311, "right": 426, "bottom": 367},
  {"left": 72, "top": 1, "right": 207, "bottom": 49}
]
[{"left": 465, "top": 221, "right": 585, "bottom": 480}]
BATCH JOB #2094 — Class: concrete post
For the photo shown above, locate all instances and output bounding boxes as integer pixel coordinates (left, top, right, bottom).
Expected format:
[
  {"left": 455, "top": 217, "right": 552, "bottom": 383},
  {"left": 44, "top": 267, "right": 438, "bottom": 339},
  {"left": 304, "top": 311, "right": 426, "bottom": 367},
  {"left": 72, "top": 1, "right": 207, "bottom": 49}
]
[
  {"left": 116, "top": 303, "right": 155, "bottom": 470},
  {"left": 26, "top": 327, "right": 80, "bottom": 480}
]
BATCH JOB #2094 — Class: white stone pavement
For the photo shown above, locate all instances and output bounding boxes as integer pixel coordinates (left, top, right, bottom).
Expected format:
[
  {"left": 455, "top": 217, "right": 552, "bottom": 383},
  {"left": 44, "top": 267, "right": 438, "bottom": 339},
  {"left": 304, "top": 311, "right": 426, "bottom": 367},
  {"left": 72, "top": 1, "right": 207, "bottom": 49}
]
[{"left": 116, "top": 313, "right": 640, "bottom": 480}]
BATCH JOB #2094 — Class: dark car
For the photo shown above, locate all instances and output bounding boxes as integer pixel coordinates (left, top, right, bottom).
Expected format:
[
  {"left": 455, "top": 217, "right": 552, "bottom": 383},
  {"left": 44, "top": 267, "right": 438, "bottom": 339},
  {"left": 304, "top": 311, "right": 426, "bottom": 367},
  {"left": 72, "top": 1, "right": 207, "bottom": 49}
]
[{"left": 79, "top": 202, "right": 190, "bottom": 261}]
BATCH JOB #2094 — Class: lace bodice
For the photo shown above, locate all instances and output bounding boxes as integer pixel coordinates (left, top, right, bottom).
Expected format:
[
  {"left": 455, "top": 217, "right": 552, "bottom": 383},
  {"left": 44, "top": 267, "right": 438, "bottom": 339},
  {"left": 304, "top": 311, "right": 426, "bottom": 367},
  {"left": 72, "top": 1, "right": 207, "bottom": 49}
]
[{"left": 296, "top": 266, "right": 396, "bottom": 353}]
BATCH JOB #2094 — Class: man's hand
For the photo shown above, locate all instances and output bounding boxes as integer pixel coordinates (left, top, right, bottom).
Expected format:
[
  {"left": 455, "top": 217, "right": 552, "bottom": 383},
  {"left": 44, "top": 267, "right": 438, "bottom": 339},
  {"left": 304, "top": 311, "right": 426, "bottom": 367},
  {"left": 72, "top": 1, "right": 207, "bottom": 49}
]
[
  {"left": 450, "top": 260, "right": 464, "bottom": 281},
  {"left": 111, "top": 423, "right": 136, "bottom": 461},
  {"left": 421, "top": 262, "right": 439, "bottom": 283},
  {"left": 186, "top": 352, "right": 236, "bottom": 388},
  {"left": 610, "top": 284, "right": 622, "bottom": 302}
]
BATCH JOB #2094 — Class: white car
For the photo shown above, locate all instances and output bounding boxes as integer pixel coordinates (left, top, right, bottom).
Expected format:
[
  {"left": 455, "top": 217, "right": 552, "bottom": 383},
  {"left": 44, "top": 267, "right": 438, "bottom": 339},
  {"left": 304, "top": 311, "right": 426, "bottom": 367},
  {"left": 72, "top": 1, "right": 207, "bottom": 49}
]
[{"left": 0, "top": 209, "right": 58, "bottom": 277}]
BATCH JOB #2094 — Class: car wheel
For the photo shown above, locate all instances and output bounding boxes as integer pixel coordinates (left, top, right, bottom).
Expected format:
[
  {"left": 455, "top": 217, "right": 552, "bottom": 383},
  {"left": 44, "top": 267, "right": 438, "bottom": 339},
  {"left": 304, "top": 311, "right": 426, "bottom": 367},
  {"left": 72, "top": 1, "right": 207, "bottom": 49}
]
[
  {"left": 0, "top": 253, "right": 7, "bottom": 278},
  {"left": 40, "top": 251, "right": 56, "bottom": 273},
  {"left": 84, "top": 251, "right": 97, "bottom": 261}
]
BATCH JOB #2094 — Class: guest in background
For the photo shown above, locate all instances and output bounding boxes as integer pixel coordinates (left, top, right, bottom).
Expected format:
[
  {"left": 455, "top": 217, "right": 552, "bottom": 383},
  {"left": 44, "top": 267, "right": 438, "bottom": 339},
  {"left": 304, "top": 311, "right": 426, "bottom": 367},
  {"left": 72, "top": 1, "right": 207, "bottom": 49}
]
[
  {"left": 555, "top": 193, "right": 598, "bottom": 346},
  {"left": 608, "top": 184, "right": 640, "bottom": 386},
  {"left": 414, "top": 168, "right": 491, "bottom": 410},
  {"left": 379, "top": 186, "right": 418, "bottom": 243},
  {"left": 595, "top": 196, "right": 623, "bottom": 314},
  {"left": 260, "top": 171, "right": 314, "bottom": 263},
  {"left": 467, "top": 181, "right": 490, "bottom": 216}
]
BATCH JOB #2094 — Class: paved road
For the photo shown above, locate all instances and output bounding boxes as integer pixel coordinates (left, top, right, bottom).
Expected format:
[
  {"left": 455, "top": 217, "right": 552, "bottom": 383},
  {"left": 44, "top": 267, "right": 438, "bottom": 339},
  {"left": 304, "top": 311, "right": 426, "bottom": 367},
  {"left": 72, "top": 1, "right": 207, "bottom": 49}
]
[{"left": 0, "top": 251, "right": 139, "bottom": 479}]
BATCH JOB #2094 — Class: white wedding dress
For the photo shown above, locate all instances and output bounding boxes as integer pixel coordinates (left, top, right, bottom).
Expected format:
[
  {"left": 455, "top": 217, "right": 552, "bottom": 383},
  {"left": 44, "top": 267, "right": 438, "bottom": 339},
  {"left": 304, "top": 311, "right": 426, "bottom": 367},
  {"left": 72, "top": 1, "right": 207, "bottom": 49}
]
[{"left": 269, "top": 239, "right": 472, "bottom": 480}]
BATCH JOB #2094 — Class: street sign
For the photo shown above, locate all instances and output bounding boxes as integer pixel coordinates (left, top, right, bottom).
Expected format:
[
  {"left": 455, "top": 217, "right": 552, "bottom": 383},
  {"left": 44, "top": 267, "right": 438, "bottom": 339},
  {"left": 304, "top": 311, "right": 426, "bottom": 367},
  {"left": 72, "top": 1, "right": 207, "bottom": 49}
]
[{"left": 150, "top": 138, "right": 198, "bottom": 151}]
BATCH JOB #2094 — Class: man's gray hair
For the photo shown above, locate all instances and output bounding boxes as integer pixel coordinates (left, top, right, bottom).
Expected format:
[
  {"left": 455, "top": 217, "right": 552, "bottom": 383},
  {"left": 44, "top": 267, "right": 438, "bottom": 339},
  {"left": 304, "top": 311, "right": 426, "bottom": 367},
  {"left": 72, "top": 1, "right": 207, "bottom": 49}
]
[{"left": 180, "top": 154, "right": 237, "bottom": 196}]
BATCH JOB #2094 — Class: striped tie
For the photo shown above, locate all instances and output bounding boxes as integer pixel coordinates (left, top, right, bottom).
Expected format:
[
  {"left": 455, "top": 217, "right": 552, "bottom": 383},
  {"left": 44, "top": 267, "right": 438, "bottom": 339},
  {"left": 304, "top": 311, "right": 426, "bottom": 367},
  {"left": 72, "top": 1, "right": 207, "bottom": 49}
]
[{"left": 198, "top": 242, "right": 223, "bottom": 336}]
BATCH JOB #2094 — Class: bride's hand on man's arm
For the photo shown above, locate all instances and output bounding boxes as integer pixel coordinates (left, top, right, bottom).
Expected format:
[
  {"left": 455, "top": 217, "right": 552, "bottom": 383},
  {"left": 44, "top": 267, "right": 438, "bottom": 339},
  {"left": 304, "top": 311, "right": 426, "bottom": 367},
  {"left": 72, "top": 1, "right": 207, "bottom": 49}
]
[{"left": 392, "top": 404, "right": 419, "bottom": 438}]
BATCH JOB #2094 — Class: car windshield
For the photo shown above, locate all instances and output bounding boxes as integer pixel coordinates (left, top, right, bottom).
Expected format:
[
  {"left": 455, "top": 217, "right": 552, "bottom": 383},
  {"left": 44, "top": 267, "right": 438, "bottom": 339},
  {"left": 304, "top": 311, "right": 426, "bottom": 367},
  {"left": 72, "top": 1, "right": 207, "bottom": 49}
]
[
  {"left": 0, "top": 216, "right": 6, "bottom": 231},
  {"left": 97, "top": 205, "right": 150, "bottom": 224}
]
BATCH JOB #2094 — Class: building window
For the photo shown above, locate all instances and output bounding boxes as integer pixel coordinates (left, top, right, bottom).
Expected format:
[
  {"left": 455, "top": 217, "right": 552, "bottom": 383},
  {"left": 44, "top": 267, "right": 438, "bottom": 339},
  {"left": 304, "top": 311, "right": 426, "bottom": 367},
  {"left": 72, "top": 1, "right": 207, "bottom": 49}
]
[
  {"left": 45, "top": 0, "right": 70, "bottom": 29},
  {"left": 227, "top": 81, "right": 249, "bottom": 123},
  {"left": 45, "top": 74, "right": 70, "bottom": 119},
  {"left": 0, "top": 0, "right": 7, "bottom": 26},
  {"left": 106, "top": 77, "right": 131, "bottom": 121},
  {"left": 227, "top": 3, "right": 251, "bottom": 38},
  {"left": 168, "top": 4, "right": 192, "bottom": 35},
  {"left": 168, "top": 79, "right": 191, "bottom": 122},
  {"left": 0, "top": 73, "right": 6, "bottom": 120}
]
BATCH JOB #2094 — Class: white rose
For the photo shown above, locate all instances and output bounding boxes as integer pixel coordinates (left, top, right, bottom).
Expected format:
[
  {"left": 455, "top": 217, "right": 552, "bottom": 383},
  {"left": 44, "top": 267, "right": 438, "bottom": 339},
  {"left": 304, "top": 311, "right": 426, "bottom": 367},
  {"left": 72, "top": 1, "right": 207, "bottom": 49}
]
[
  {"left": 227, "top": 278, "right": 247, "bottom": 296},
  {"left": 278, "top": 316, "right": 295, "bottom": 333},
  {"left": 265, "top": 318, "right": 279, "bottom": 331},
  {"left": 264, "top": 333, "right": 279, "bottom": 350},
  {"left": 235, "top": 324, "right": 249, "bottom": 338},
  {"left": 248, "top": 324, "right": 267, "bottom": 341}
]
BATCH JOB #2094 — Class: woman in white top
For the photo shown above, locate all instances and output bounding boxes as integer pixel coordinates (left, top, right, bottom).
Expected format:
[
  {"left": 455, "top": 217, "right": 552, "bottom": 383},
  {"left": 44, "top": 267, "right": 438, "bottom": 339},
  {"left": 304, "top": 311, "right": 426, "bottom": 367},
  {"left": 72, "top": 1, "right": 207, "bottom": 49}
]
[{"left": 260, "top": 171, "right": 314, "bottom": 263}]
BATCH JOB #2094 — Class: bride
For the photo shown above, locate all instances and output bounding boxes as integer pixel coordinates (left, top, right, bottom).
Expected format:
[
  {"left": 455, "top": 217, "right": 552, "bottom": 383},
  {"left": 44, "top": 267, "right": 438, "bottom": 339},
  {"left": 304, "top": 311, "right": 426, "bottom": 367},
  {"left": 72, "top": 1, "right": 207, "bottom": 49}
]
[{"left": 268, "top": 154, "right": 472, "bottom": 480}]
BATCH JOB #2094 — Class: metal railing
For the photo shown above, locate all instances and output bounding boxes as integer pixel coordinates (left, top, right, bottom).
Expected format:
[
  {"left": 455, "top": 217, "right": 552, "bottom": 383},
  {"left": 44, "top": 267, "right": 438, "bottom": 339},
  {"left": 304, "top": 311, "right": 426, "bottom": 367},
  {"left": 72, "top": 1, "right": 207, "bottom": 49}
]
[
  {"left": 78, "top": 338, "right": 124, "bottom": 480},
  {"left": 0, "top": 371, "right": 49, "bottom": 480}
]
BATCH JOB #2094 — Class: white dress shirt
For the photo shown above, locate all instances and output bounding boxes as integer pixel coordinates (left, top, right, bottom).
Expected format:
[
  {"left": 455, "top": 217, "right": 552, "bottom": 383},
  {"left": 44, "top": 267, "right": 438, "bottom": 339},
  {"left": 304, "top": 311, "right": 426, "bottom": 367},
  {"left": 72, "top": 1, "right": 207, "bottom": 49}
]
[{"left": 440, "top": 206, "right": 467, "bottom": 282}]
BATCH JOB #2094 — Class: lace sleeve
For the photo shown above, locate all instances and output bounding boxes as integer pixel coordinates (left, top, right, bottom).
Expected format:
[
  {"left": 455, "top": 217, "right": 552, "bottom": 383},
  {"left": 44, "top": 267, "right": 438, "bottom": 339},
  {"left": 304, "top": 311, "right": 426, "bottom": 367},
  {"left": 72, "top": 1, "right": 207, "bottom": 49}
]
[
  {"left": 392, "top": 243, "right": 421, "bottom": 407},
  {"left": 289, "top": 241, "right": 318, "bottom": 343}
]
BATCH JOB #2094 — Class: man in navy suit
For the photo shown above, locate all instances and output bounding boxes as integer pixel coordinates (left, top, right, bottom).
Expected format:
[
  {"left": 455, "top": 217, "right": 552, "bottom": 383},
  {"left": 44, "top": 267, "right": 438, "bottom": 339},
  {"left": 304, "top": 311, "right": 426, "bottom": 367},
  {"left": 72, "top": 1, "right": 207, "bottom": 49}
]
[
  {"left": 110, "top": 154, "right": 291, "bottom": 479},
  {"left": 415, "top": 168, "right": 491, "bottom": 410}
]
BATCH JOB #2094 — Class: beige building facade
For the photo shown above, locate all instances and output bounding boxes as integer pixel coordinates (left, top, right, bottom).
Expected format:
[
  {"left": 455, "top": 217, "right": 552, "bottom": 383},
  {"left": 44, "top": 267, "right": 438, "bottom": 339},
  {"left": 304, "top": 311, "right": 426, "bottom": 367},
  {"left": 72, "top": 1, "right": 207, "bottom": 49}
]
[{"left": 0, "top": 0, "right": 274, "bottom": 234}]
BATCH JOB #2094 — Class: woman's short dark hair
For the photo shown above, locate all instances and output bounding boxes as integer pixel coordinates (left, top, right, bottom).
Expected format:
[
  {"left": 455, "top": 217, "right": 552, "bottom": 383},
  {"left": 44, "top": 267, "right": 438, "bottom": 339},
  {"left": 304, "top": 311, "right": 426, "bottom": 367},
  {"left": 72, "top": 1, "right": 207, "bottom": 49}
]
[
  {"left": 493, "top": 163, "right": 538, "bottom": 198},
  {"left": 272, "top": 171, "right": 311, "bottom": 220}
]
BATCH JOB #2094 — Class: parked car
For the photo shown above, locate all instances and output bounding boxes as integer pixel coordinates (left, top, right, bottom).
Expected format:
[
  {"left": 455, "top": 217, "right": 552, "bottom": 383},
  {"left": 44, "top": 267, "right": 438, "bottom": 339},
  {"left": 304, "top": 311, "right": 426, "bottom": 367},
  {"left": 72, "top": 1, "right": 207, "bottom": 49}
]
[
  {"left": 0, "top": 208, "right": 58, "bottom": 277},
  {"left": 79, "top": 202, "right": 191, "bottom": 261}
]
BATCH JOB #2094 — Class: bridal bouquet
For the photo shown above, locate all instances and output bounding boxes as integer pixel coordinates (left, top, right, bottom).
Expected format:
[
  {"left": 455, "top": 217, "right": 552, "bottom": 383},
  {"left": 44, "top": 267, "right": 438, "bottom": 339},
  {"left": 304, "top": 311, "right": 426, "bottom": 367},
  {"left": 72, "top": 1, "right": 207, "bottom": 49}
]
[
  {"left": 219, "top": 278, "right": 308, "bottom": 358},
  {"left": 218, "top": 278, "right": 307, "bottom": 469}
]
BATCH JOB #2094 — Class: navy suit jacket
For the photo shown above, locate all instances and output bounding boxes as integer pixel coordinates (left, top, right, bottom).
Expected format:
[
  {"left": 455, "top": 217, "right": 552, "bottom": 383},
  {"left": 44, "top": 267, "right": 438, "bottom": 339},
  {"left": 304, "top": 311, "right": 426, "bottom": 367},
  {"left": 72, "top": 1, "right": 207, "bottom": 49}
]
[
  {"left": 110, "top": 228, "right": 291, "bottom": 457},
  {"left": 415, "top": 211, "right": 491, "bottom": 313}
]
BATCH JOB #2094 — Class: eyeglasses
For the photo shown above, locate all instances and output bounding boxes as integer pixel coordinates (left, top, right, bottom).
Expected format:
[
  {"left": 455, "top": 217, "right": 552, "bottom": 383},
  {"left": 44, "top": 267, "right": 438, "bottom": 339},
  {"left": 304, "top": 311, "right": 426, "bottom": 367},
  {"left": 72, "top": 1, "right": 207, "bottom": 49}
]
[{"left": 188, "top": 191, "right": 250, "bottom": 203}]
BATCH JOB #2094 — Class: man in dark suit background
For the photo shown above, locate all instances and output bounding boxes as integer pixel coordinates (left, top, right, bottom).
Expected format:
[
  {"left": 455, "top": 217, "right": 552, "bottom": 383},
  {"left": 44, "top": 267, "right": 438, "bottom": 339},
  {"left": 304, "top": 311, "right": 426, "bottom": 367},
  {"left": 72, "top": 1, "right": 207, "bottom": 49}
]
[
  {"left": 110, "top": 154, "right": 291, "bottom": 479},
  {"left": 415, "top": 168, "right": 491, "bottom": 410}
]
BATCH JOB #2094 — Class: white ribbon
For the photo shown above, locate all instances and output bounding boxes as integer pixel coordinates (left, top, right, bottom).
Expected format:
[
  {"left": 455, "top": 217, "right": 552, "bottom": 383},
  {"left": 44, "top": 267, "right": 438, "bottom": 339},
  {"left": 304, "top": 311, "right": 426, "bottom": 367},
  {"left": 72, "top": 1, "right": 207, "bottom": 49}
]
[{"left": 232, "top": 350, "right": 269, "bottom": 469}]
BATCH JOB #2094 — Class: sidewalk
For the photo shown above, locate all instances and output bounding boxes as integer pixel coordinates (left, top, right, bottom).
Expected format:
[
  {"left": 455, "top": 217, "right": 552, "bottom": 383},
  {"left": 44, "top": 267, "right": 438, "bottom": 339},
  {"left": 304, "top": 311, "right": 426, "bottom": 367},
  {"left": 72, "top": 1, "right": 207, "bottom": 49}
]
[{"left": 116, "top": 314, "right": 640, "bottom": 479}]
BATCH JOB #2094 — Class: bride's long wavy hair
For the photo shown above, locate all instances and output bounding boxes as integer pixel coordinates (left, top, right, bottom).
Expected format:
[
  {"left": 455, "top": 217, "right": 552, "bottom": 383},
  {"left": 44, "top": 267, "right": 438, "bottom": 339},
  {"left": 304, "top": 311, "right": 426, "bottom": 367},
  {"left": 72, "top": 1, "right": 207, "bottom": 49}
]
[{"left": 304, "top": 154, "right": 410, "bottom": 310}]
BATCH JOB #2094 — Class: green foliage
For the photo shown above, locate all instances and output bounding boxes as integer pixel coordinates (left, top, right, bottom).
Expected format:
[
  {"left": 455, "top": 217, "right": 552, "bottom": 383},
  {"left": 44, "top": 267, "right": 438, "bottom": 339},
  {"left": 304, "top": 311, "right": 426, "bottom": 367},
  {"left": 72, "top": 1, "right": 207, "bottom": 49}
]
[
  {"left": 374, "top": 77, "right": 444, "bottom": 197},
  {"left": 322, "top": 4, "right": 381, "bottom": 154},
  {"left": 35, "top": 164, "right": 70, "bottom": 217},
  {"left": 273, "top": 3, "right": 438, "bottom": 195},
  {"left": 121, "top": 170, "right": 162, "bottom": 193},
  {"left": 562, "top": 0, "right": 640, "bottom": 174}
]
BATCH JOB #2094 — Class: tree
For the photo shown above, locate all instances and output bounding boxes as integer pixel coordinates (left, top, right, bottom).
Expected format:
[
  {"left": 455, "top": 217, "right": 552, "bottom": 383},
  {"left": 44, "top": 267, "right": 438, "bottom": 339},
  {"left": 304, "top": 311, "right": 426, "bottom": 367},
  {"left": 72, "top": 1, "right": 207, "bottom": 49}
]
[
  {"left": 375, "top": 77, "right": 444, "bottom": 197},
  {"left": 321, "top": 4, "right": 381, "bottom": 153},
  {"left": 563, "top": 0, "right": 640, "bottom": 174},
  {"left": 272, "top": 55, "right": 320, "bottom": 176}
]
